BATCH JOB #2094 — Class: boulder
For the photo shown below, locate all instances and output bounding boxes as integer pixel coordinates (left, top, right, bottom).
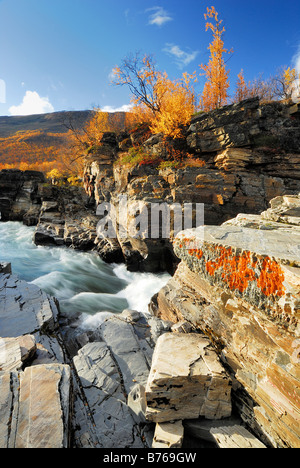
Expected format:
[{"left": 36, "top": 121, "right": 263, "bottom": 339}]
[{"left": 145, "top": 333, "right": 232, "bottom": 422}]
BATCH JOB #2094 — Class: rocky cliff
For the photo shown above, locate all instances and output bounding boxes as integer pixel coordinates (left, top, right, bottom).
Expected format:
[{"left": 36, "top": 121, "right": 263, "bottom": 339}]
[
  {"left": 83, "top": 98, "right": 300, "bottom": 273},
  {"left": 150, "top": 194, "right": 300, "bottom": 448},
  {"left": 0, "top": 261, "right": 268, "bottom": 449},
  {"left": 1, "top": 98, "right": 299, "bottom": 274}
]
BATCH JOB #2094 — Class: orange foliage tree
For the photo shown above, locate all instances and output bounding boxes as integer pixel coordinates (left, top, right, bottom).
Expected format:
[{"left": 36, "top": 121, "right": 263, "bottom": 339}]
[
  {"left": 234, "top": 69, "right": 251, "bottom": 102},
  {"left": 200, "top": 6, "right": 232, "bottom": 111},
  {"left": 149, "top": 72, "right": 197, "bottom": 138},
  {"left": 112, "top": 53, "right": 197, "bottom": 139}
]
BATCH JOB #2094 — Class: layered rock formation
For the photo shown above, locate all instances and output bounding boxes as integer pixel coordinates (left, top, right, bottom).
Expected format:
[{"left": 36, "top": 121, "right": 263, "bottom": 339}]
[
  {"left": 83, "top": 98, "right": 300, "bottom": 272},
  {"left": 150, "top": 194, "right": 300, "bottom": 448},
  {"left": 0, "top": 169, "right": 45, "bottom": 224},
  {"left": 1, "top": 98, "right": 299, "bottom": 274},
  {"left": 1, "top": 98, "right": 300, "bottom": 449}
]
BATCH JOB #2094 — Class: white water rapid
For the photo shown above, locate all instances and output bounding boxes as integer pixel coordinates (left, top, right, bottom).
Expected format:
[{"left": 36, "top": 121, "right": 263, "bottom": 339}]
[{"left": 0, "top": 222, "right": 170, "bottom": 328}]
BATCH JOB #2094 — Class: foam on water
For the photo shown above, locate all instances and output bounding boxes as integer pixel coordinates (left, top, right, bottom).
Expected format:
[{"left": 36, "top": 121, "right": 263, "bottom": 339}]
[{"left": 0, "top": 222, "right": 171, "bottom": 327}]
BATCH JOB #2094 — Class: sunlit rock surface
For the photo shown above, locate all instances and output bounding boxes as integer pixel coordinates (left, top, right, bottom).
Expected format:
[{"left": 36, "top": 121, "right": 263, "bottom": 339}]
[{"left": 150, "top": 195, "right": 300, "bottom": 448}]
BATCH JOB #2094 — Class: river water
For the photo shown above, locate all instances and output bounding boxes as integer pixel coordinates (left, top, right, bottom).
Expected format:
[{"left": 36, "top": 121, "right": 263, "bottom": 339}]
[{"left": 0, "top": 222, "right": 170, "bottom": 328}]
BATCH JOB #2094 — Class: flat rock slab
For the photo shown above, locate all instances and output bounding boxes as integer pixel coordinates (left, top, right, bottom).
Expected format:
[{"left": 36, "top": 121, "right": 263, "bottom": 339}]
[
  {"left": 0, "top": 335, "right": 36, "bottom": 372},
  {"left": 145, "top": 333, "right": 232, "bottom": 423},
  {"left": 175, "top": 225, "right": 300, "bottom": 267},
  {"left": 73, "top": 341, "right": 144, "bottom": 448},
  {"left": 0, "top": 364, "right": 71, "bottom": 448},
  {"left": 210, "top": 424, "right": 266, "bottom": 448},
  {"left": 0, "top": 274, "right": 58, "bottom": 337},
  {"left": 152, "top": 421, "right": 184, "bottom": 448},
  {"left": 98, "top": 315, "right": 153, "bottom": 394}
]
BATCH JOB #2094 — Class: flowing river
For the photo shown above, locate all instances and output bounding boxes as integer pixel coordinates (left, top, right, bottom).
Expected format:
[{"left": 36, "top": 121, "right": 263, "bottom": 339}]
[{"left": 0, "top": 222, "right": 170, "bottom": 328}]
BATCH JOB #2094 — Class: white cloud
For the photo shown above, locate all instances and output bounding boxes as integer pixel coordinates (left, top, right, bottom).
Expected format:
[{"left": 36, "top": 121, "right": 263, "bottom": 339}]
[
  {"left": 101, "top": 104, "right": 133, "bottom": 113},
  {"left": 292, "top": 45, "right": 300, "bottom": 103},
  {"left": 9, "top": 90, "right": 54, "bottom": 116},
  {"left": 293, "top": 45, "right": 300, "bottom": 73},
  {"left": 147, "top": 7, "right": 172, "bottom": 27},
  {"left": 163, "top": 43, "right": 199, "bottom": 69}
]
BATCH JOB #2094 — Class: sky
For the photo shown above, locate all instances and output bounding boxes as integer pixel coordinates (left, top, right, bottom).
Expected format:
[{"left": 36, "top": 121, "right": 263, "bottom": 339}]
[{"left": 0, "top": 0, "right": 299, "bottom": 116}]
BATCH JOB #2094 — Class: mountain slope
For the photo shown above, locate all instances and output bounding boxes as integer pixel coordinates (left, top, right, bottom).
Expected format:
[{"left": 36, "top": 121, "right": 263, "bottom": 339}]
[{"left": 0, "top": 110, "right": 93, "bottom": 138}]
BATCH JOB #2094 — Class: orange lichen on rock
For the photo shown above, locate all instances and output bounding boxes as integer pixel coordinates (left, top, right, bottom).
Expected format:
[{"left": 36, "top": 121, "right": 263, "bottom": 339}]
[
  {"left": 257, "top": 258, "right": 285, "bottom": 297},
  {"left": 203, "top": 246, "right": 285, "bottom": 297},
  {"left": 188, "top": 249, "right": 204, "bottom": 259},
  {"left": 178, "top": 238, "right": 286, "bottom": 298},
  {"left": 205, "top": 247, "right": 256, "bottom": 293}
]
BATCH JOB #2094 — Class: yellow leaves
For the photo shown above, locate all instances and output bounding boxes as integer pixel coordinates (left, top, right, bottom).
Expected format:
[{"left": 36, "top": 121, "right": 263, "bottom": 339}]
[
  {"left": 149, "top": 73, "right": 196, "bottom": 138},
  {"left": 199, "top": 6, "right": 232, "bottom": 112},
  {"left": 46, "top": 168, "right": 63, "bottom": 180},
  {"left": 234, "top": 69, "right": 251, "bottom": 102},
  {"left": 284, "top": 67, "right": 297, "bottom": 89},
  {"left": 113, "top": 52, "right": 196, "bottom": 139}
]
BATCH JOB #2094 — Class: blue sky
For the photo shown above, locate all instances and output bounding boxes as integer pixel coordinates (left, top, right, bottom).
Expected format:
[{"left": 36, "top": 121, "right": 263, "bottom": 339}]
[{"left": 0, "top": 0, "right": 299, "bottom": 116}]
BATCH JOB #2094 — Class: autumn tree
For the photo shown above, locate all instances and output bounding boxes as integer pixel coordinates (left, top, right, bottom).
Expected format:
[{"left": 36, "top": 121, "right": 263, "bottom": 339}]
[
  {"left": 112, "top": 53, "right": 163, "bottom": 118},
  {"left": 200, "top": 6, "right": 232, "bottom": 111},
  {"left": 149, "top": 72, "right": 197, "bottom": 138},
  {"left": 234, "top": 69, "right": 251, "bottom": 103},
  {"left": 112, "top": 52, "right": 197, "bottom": 139},
  {"left": 272, "top": 66, "right": 300, "bottom": 101},
  {"left": 63, "top": 108, "right": 132, "bottom": 173}
]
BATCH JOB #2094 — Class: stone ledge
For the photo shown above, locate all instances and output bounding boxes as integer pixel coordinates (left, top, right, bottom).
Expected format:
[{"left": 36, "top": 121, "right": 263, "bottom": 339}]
[{"left": 174, "top": 225, "right": 300, "bottom": 332}]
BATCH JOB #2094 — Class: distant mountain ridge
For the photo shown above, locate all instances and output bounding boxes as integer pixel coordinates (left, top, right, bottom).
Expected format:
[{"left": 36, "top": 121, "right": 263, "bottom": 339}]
[
  {"left": 0, "top": 109, "right": 128, "bottom": 173},
  {"left": 0, "top": 110, "right": 94, "bottom": 138}
]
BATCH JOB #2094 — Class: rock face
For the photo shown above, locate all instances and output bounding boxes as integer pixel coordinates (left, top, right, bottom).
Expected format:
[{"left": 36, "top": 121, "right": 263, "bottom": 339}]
[
  {"left": 150, "top": 194, "right": 300, "bottom": 448},
  {"left": 10, "top": 364, "right": 71, "bottom": 449},
  {"left": 0, "top": 266, "right": 70, "bottom": 448},
  {"left": 71, "top": 313, "right": 159, "bottom": 449},
  {"left": 0, "top": 169, "right": 45, "bottom": 224}
]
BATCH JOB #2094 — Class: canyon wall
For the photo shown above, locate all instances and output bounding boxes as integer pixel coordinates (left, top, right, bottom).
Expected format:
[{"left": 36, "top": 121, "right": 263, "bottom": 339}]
[{"left": 83, "top": 98, "right": 300, "bottom": 272}]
